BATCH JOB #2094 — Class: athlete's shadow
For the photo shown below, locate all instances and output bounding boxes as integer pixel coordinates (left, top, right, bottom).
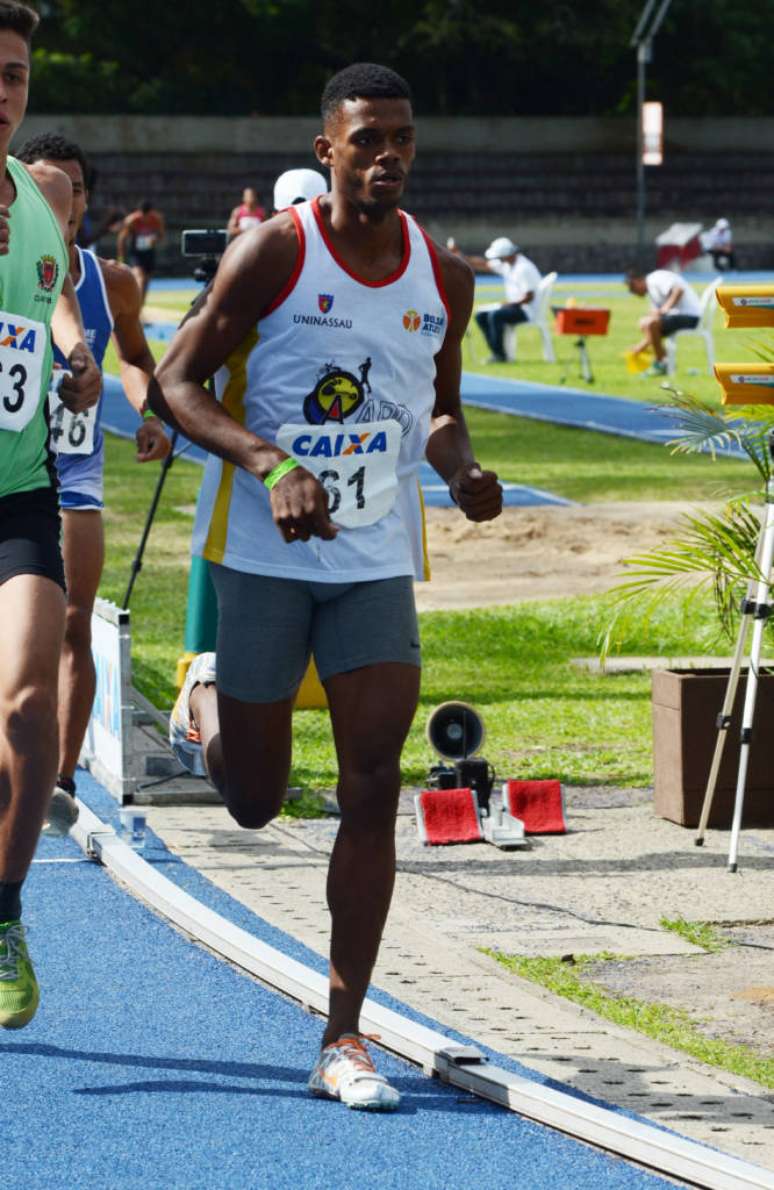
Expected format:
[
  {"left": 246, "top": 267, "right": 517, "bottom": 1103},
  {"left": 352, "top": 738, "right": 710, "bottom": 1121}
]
[
  {"left": 0, "top": 1041, "right": 308, "bottom": 1096},
  {"left": 1, "top": 1043, "right": 503, "bottom": 1112}
]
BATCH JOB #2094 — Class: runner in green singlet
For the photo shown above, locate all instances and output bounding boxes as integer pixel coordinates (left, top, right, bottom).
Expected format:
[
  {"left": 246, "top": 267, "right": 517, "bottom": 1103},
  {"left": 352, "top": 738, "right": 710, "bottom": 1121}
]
[{"left": 0, "top": 2, "right": 101, "bottom": 1030}]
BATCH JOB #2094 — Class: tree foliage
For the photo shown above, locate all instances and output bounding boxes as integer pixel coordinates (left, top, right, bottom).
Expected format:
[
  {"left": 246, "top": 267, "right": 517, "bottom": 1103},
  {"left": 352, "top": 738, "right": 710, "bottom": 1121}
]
[{"left": 26, "top": 0, "right": 774, "bottom": 116}]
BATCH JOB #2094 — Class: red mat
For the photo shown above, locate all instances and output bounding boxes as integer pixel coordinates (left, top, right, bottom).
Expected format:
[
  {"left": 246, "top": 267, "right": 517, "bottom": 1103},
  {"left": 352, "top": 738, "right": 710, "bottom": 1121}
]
[
  {"left": 417, "top": 787, "right": 482, "bottom": 845},
  {"left": 503, "top": 779, "right": 566, "bottom": 834}
]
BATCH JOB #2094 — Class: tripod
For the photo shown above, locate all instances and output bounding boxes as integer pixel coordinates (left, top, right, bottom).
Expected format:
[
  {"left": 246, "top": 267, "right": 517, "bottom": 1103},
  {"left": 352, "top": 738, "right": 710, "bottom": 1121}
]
[
  {"left": 123, "top": 255, "right": 220, "bottom": 608},
  {"left": 695, "top": 435, "right": 774, "bottom": 871}
]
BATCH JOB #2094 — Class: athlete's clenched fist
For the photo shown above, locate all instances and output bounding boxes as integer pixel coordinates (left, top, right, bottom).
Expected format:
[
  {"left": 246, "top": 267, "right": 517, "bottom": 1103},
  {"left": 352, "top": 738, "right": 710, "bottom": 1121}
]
[
  {"left": 58, "top": 342, "right": 101, "bottom": 413},
  {"left": 268, "top": 464, "right": 339, "bottom": 543}
]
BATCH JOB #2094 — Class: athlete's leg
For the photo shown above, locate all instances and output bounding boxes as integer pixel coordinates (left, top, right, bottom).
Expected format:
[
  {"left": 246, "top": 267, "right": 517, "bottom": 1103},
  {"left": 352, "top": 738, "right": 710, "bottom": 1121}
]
[
  {"left": 57, "top": 509, "right": 104, "bottom": 779},
  {"left": 321, "top": 662, "right": 420, "bottom": 1046},
  {"left": 182, "top": 566, "right": 314, "bottom": 825},
  {"left": 0, "top": 575, "right": 65, "bottom": 886},
  {"left": 189, "top": 683, "right": 294, "bottom": 828}
]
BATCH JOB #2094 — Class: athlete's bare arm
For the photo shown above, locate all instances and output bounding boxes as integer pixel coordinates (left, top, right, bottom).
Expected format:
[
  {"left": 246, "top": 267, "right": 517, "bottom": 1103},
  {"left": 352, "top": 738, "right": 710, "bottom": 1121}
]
[
  {"left": 116, "top": 212, "right": 137, "bottom": 261},
  {"left": 426, "top": 243, "right": 502, "bottom": 522},
  {"left": 150, "top": 215, "right": 336, "bottom": 543},
  {"left": 101, "top": 258, "right": 169, "bottom": 462},
  {"left": 226, "top": 206, "right": 242, "bottom": 239},
  {"left": 25, "top": 162, "right": 101, "bottom": 415}
]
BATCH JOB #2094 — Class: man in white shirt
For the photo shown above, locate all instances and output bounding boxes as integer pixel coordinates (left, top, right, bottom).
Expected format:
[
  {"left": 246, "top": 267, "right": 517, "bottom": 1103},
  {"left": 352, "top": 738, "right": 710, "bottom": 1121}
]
[
  {"left": 626, "top": 266, "right": 701, "bottom": 376},
  {"left": 455, "top": 236, "right": 542, "bottom": 363},
  {"left": 701, "top": 218, "right": 735, "bottom": 271}
]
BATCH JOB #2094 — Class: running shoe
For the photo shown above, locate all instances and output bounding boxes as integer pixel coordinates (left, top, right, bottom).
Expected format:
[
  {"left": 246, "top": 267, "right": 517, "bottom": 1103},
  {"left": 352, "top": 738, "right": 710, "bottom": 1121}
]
[
  {"left": 644, "top": 360, "right": 668, "bottom": 377},
  {"left": 42, "top": 775, "right": 79, "bottom": 837},
  {"left": 0, "top": 921, "right": 39, "bottom": 1029},
  {"left": 308, "top": 1034, "right": 400, "bottom": 1111},
  {"left": 169, "top": 652, "right": 216, "bottom": 776}
]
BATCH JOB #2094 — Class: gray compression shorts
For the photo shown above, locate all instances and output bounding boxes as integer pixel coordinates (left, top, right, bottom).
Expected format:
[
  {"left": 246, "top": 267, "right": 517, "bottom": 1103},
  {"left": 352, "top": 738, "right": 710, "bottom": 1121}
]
[{"left": 210, "top": 565, "right": 421, "bottom": 703}]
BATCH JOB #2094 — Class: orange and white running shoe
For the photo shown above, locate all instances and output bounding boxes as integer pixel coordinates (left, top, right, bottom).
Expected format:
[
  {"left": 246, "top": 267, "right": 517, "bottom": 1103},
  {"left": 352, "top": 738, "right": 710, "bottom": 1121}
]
[
  {"left": 308, "top": 1034, "right": 400, "bottom": 1111},
  {"left": 169, "top": 652, "right": 216, "bottom": 777}
]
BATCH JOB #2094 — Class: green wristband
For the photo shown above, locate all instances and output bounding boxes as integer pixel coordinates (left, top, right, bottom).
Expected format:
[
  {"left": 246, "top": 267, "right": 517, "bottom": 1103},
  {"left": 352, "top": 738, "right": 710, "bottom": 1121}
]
[
  {"left": 142, "top": 407, "right": 157, "bottom": 421},
  {"left": 263, "top": 457, "right": 300, "bottom": 490}
]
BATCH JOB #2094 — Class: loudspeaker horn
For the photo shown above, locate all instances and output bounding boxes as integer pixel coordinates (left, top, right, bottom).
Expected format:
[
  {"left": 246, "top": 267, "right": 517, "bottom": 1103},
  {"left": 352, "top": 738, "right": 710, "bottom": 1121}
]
[{"left": 425, "top": 701, "right": 485, "bottom": 762}]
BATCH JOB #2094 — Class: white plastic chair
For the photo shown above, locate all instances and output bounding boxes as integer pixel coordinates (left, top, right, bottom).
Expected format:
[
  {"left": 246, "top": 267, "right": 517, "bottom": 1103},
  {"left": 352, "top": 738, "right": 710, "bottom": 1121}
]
[
  {"left": 664, "top": 276, "right": 721, "bottom": 376},
  {"left": 472, "top": 271, "right": 558, "bottom": 364},
  {"left": 504, "top": 271, "right": 557, "bottom": 363}
]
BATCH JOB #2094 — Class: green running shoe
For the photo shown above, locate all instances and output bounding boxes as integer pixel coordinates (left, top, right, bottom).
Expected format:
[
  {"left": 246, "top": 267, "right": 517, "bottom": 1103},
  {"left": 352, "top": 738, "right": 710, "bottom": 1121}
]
[{"left": 0, "top": 920, "right": 39, "bottom": 1029}]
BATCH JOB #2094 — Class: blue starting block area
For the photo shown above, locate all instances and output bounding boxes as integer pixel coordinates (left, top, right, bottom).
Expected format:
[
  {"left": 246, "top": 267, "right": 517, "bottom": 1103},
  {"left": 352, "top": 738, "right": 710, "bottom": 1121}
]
[{"left": 3, "top": 770, "right": 673, "bottom": 1190}]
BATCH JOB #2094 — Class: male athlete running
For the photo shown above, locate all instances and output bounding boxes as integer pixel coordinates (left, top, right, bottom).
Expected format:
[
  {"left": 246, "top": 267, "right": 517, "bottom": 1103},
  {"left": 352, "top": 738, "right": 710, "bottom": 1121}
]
[
  {"left": 0, "top": 3, "right": 101, "bottom": 1029},
  {"left": 150, "top": 63, "right": 501, "bottom": 1108},
  {"left": 117, "top": 200, "right": 165, "bottom": 300},
  {"left": 17, "top": 133, "right": 170, "bottom": 834}
]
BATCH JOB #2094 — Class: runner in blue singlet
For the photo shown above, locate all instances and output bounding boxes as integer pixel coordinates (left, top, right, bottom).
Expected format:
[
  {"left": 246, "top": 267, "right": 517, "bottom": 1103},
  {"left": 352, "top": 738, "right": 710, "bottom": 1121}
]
[{"left": 17, "top": 133, "right": 170, "bottom": 834}]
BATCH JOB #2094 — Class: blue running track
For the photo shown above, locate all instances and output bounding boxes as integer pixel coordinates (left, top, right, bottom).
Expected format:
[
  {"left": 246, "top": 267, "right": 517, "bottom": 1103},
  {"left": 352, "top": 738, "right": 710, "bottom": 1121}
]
[{"left": 3, "top": 770, "right": 672, "bottom": 1189}]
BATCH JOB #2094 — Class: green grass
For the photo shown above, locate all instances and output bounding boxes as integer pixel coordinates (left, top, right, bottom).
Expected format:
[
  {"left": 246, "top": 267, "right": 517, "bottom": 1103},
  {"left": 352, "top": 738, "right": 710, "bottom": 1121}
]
[
  {"left": 462, "top": 406, "right": 749, "bottom": 503},
  {"left": 468, "top": 280, "right": 759, "bottom": 407},
  {"left": 100, "top": 428, "right": 729, "bottom": 790},
  {"left": 485, "top": 949, "right": 774, "bottom": 1089},
  {"left": 97, "top": 284, "right": 758, "bottom": 792},
  {"left": 659, "top": 917, "right": 729, "bottom": 953}
]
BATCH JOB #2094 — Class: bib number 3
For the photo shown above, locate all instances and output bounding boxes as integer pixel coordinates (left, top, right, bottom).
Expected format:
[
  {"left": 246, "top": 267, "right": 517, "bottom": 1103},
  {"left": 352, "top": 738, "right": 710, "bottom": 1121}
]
[
  {"left": 275, "top": 419, "right": 401, "bottom": 529},
  {"left": 0, "top": 311, "right": 47, "bottom": 434}
]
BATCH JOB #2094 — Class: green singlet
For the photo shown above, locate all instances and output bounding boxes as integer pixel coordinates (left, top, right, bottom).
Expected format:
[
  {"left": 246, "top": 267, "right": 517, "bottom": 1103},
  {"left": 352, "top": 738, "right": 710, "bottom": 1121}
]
[{"left": 0, "top": 156, "right": 67, "bottom": 500}]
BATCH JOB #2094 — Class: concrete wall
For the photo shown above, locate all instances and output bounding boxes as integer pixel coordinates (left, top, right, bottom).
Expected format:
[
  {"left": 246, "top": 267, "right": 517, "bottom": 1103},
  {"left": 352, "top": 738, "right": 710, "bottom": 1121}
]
[{"left": 15, "top": 114, "right": 774, "bottom": 156}]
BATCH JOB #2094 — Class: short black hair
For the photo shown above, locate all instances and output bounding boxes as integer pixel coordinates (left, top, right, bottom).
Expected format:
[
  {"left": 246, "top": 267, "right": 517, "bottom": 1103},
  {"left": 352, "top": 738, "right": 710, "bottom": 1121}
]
[
  {"left": 140, "top": 199, "right": 153, "bottom": 214},
  {"left": 15, "top": 132, "right": 94, "bottom": 190},
  {"left": 626, "top": 265, "right": 646, "bottom": 281},
  {"left": 0, "top": 1, "right": 38, "bottom": 45},
  {"left": 321, "top": 63, "right": 412, "bottom": 123}
]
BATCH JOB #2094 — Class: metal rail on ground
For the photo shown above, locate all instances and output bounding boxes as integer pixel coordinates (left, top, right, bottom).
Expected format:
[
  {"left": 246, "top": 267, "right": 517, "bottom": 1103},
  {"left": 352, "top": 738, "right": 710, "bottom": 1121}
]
[{"left": 70, "top": 799, "right": 774, "bottom": 1190}]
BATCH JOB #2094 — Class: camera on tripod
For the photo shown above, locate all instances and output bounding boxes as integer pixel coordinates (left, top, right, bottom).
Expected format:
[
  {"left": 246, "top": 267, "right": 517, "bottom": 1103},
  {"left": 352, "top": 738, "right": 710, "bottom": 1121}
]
[{"left": 180, "top": 228, "right": 228, "bottom": 284}]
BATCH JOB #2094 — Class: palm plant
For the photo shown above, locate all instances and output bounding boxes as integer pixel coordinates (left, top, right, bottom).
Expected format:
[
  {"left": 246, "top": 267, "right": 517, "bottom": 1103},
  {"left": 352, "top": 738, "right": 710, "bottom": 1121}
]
[{"left": 602, "top": 390, "right": 774, "bottom": 658}]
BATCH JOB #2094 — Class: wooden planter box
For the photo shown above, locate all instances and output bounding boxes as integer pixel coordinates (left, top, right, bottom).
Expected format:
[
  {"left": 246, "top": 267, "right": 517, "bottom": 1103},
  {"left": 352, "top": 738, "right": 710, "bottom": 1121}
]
[{"left": 652, "top": 668, "right": 774, "bottom": 828}]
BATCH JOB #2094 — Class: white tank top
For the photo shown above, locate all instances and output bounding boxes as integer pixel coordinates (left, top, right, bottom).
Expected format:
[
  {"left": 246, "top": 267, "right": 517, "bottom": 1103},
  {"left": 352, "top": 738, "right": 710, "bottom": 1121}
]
[{"left": 193, "top": 197, "right": 448, "bottom": 582}]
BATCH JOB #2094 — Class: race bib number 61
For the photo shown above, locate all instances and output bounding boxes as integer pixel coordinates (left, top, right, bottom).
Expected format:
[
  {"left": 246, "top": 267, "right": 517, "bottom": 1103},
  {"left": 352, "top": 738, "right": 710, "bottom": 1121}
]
[
  {"left": 275, "top": 418, "right": 402, "bottom": 530},
  {"left": 0, "top": 312, "right": 46, "bottom": 434}
]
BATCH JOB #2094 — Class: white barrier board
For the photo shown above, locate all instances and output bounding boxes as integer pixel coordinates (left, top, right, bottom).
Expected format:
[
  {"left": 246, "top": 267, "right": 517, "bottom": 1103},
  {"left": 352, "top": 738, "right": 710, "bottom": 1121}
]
[{"left": 81, "top": 597, "right": 136, "bottom": 802}]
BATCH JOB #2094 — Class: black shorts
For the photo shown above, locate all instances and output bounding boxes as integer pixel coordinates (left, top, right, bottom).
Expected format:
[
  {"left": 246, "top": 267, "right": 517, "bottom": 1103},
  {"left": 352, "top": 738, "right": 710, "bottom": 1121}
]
[
  {"left": 0, "top": 486, "right": 65, "bottom": 592},
  {"left": 659, "top": 313, "right": 699, "bottom": 338},
  {"left": 130, "top": 248, "right": 156, "bottom": 273}
]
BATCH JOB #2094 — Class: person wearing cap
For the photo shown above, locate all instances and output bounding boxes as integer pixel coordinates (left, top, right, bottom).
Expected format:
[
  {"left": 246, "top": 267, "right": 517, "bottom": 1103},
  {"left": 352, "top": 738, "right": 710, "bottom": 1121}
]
[
  {"left": 701, "top": 218, "right": 735, "bottom": 272},
  {"left": 272, "top": 167, "right": 328, "bottom": 213},
  {"left": 452, "top": 237, "right": 542, "bottom": 363}
]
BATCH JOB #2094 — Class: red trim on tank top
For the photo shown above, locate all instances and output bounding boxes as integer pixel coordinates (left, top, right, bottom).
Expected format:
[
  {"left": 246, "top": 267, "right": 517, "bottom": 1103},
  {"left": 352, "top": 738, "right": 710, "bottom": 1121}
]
[
  {"left": 262, "top": 205, "right": 305, "bottom": 316},
  {"left": 311, "top": 196, "right": 411, "bottom": 287},
  {"left": 418, "top": 225, "right": 451, "bottom": 323}
]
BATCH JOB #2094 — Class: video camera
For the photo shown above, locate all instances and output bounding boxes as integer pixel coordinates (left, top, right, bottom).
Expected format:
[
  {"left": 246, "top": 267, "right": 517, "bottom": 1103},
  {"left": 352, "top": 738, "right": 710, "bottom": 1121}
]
[{"left": 180, "top": 228, "right": 228, "bottom": 284}]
